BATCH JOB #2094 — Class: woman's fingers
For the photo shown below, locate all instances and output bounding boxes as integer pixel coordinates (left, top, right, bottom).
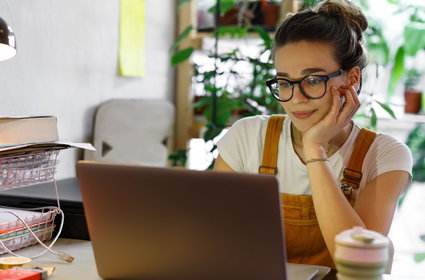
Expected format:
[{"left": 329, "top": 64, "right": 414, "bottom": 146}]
[
  {"left": 336, "top": 85, "right": 358, "bottom": 125},
  {"left": 329, "top": 86, "right": 343, "bottom": 117}
]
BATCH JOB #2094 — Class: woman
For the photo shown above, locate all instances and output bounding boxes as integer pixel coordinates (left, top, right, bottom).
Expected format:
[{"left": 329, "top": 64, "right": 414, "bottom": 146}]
[{"left": 214, "top": 0, "right": 412, "bottom": 268}]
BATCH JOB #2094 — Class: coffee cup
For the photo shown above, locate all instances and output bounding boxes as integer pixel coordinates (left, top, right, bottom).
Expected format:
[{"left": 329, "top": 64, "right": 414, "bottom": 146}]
[{"left": 334, "top": 226, "right": 389, "bottom": 280}]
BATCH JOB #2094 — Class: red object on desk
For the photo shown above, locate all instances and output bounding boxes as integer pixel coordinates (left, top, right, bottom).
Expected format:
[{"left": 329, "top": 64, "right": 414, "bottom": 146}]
[{"left": 0, "top": 268, "right": 40, "bottom": 280}]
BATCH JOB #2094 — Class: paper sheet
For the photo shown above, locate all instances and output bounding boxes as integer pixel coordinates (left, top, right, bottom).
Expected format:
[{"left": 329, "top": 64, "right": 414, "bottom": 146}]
[{"left": 119, "top": 0, "right": 146, "bottom": 77}]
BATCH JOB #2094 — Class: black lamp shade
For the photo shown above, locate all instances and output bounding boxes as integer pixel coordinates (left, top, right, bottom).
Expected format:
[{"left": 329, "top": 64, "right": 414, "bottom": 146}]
[{"left": 0, "top": 17, "right": 16, "bottom": 61}]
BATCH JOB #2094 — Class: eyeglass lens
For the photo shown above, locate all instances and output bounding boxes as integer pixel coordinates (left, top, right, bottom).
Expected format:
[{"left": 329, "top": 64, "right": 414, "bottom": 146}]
[{"left": 272, "top": 76, "right": 327, "bottom": 101}]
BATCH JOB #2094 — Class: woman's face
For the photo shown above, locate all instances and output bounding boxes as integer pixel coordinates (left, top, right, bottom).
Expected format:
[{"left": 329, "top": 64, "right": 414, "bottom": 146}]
[{"left": 274, "top": 41, "right": 349, "bottom": 133}]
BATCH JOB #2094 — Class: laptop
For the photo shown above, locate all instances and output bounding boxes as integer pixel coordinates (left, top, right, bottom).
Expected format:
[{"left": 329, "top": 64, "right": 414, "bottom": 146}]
[{"left": 77, "top": 161, "right": 329, "bottom": 280}]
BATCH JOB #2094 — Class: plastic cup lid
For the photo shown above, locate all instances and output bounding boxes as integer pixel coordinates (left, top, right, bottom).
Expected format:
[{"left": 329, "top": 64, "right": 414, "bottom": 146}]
[{"left": 335, "top": 226, "right": 389, "bottom": 248}]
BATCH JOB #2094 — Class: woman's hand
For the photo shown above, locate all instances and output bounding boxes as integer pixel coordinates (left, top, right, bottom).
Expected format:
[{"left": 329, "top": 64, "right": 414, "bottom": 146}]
[{"left": 302, "top": 84, "right": 360, "bottom": 153}]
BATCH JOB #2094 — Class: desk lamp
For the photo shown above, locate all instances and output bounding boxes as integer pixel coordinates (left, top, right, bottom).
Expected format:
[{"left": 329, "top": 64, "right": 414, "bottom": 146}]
[{"left": 0, "top": 17, "right": 16, "bottom": 61}]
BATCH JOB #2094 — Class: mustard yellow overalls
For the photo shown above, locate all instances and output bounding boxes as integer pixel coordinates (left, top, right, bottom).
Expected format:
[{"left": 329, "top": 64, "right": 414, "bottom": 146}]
[{"left": 258, "top": 115, "right": 376, "bottom": 268}]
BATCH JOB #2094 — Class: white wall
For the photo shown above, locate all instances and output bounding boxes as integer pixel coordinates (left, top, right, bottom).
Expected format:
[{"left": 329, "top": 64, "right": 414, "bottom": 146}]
[{"left": 0, "top": 0, "right": 176, "bottom": 179}]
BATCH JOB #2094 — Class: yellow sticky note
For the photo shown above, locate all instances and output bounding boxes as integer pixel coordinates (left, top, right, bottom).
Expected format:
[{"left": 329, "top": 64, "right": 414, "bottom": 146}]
[{"left": 119, "top": 0, "right": 145, "bottom": 77}]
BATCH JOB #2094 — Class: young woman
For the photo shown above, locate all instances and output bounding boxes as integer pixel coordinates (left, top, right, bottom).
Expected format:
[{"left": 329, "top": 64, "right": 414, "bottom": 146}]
[{"left": 214, "top": 0, "right": 412, "bottom": 268}]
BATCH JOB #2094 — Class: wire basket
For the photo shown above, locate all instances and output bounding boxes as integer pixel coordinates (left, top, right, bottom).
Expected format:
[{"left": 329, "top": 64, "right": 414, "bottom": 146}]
[
  {"left": 0, "top": 208, "right": 58, "bottom": 255},
  {"left": 0, "top": 150, "right": 60, "bottom": 191}
]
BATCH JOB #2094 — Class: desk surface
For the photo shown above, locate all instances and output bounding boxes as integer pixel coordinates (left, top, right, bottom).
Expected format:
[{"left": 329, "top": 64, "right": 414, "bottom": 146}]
[
  {"left": 12, "top": 239, "right": 418, "bottom": 280},
  {"left": 14, "top": 238, "right": 100, "bottom": 280}
]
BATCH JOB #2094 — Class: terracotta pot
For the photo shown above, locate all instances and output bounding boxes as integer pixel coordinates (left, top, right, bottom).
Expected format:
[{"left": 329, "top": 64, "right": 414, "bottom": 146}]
[
  {"left": 405, "top": 90, "right": 422, "bottom": 114},
  {"left": 219, "top": 7, "right": 238, "bottom": 26},
  {"left": 261, "top": 3, "right": 280, "bottom": 27},
  {"left": 219, "top": 1, "right": 280, "bottom": 28}
]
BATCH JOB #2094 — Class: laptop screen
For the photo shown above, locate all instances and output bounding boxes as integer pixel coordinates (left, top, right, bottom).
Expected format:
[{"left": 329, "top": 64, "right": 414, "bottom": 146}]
[{"left": 77, "top": 161, "right": 287, "bottom": 280}]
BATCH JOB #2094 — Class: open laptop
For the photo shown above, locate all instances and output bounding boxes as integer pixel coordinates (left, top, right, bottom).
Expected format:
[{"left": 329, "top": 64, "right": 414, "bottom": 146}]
[{"left": 77, "top": 161, "right": 329, "bottom": 280}]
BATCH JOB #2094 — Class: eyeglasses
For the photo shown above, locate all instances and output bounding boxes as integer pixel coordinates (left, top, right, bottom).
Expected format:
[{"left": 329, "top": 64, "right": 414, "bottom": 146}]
[{"left": 266, "top": 69, "right": 345, "bottom": 102}]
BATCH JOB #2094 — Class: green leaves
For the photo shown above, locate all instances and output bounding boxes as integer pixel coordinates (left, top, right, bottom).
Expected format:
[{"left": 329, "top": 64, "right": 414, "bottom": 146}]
[
  {"left": 207, "top": 0, "right": 236, "bottom": 16},
  {"left": 388, "top": 22, "right": 425, "bottom": 96},
  {"left": 414, "top": 253, "right": 425, "bottom": 263},
  {"left": 366, "top": 21, "right": 390, "bottom": 65},
  {"left": 168, "top": 148, "right": 188, "bottom": 167},
  {"left": 385, "top": 0, "right": 400, "bottom": 5},
  {"left": 406, "top": 124, "right": 425, "bottom": 182},
  {"left": 355, "top": 99, "right": 397, "bottom": 131},
  {"left": 388, "top": 46, "right": 405, "bottom": 98},
  {"left": 170, "top": 25, "right": 194, "bottom": 66},
  {"left": 375, "top": 100, "right": 397, "bottom": 119},
  {"left": 169, "top": 25, "right": 193, "bottom": 53},
  {"left": 171, "top": 47, "right": 194, "bottom": 65},
  {"left": 215, "top": 26, "right": 250, "bottom": 38},
  {"left": 369, "top": 107, "right": 377, "bottom": 131},
  {"left": 404, "top": 22, "right": 425, "bottom": 56},
  {"left": 254, "top": 26, "right": 272, "bottom": 50}
]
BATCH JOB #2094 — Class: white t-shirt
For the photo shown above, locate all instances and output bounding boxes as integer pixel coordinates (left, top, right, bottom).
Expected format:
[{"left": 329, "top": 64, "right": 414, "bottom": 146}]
[{"left": 217, "top": 115, "right": 413, "bottom": 195}]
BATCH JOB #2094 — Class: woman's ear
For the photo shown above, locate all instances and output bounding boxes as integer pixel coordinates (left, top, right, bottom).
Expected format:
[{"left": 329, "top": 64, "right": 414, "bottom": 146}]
[{"left": 347, "top": 66, "right": 361, "bottom": 93}]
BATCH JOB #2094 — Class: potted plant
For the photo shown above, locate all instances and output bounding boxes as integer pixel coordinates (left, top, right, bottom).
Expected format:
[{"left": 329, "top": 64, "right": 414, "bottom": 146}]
[
  {"left": 381, "top": 2, "right": 425, "bottom": 101},
  {"left": 404, "top": 69, "right": 422, "bottom": 114},
  {"left": 170, "top": 0, "right": 284, "bottom": 168},
  {"left": 190, "top": 25, "right": 284, "bottom": 168},
  {"left": 208, "top": 0, "right": 281, "bottom": 30}
]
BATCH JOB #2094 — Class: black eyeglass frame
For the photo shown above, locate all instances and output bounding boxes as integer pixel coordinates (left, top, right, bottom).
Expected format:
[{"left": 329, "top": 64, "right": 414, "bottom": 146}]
[{"left": 266, "top": 69, "right": 345, "bottom": 102}]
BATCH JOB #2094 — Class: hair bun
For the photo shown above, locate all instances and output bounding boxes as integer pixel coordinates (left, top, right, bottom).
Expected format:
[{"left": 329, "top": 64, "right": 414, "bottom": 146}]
[{"left": 314, "top": 0, "right": 368, "bottom": 34}]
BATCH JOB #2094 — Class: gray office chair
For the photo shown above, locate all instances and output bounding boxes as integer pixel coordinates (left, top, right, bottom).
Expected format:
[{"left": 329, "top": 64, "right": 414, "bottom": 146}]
[{"left": 84, "top": 99, "right": 174, "bottom": 167}]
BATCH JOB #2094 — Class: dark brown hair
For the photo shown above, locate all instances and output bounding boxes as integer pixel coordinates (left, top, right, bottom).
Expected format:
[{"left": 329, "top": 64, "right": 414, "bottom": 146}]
[{"left": 273, "top": 0, "right": 368, "bottom": 71}]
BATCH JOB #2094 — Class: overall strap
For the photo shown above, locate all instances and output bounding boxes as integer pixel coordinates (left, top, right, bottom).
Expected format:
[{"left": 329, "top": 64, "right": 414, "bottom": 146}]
[
  {"left": 259, "top": 115, "right": 285, "bottom": 175},
  {"left": 341, "top": 127, "right": 377, "bottom": 203}
]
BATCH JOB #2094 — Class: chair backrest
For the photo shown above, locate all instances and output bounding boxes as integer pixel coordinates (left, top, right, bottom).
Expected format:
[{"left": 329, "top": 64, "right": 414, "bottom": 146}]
[{"left": 84, "top": 99, "right": 174, "bottom": 167}]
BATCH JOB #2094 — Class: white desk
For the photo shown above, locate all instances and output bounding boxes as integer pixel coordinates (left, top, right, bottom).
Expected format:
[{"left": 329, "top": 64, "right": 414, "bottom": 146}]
[
  {"left": 14, "top": 238, "right": 100, "bottom": 280},
  {"left": 12, "top": 239, "right": 409, "bottom": 280}
]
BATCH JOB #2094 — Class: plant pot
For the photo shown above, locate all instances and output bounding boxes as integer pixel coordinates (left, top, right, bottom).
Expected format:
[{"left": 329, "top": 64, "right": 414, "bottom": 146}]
[
  {"left": 405, "top": 90, "right": 422, "bottom": 114},
  {"left": 261, "top": 2, "right": 280, "bottom": 28},
  {"left": 219, "top": 1, "right": 280, "bottom": 28},
  {"left": 219, "top": 7, "right": 238, "bottom": 26}
]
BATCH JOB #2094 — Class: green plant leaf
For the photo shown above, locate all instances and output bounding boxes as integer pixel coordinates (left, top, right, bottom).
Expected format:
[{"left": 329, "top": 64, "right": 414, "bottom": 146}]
[
  {"left": 178, "top": 0, "right": 191, "bottom": 9},
  {"left": 375, "top": 100, "right": 397, "bottom": 119},
  {"left": 208, "top": 0, "right": 236, "bottom": 16},
  {"left": 254, "top": 26, "right": 272, "bottom": 50},
  {"left": 203, "top": 123, "right": 225, "bottom": 142},
  {"left": 216, "top": 26, "right": 240, "bottom": 38},
  {"left": 397, "top": 191, "right": 406, "bottom": 207},
  {"left": 354, "top": 113, "right": 369, "bottom": 119},
  {"left": 171, "top": 47, "right": 194, "bottom": 65},
  {"left": 366, "top": 24, "right": 390, "bottom": 65},
  {"left": 368, "top": 42, "right": 390, "bottom": 65},
  {"left": 414, "top": 253, "right": 425, "bottom": 263},
  {"left": 388, "top": 46, "right": 405, "bottom": 98},
  {"left": 169, "top": 25, "right": 193, "bottom": 52},
  {"left": 406, "top": 124, "right": 425, "bottom": 182},
  {"left": 192, "top": 95, "right": 211, "bottom": 108},
  {"left": 370, "top": 107, "right": 377, "bottom": 131},
  {"left": 168, "top": 148, "right": 188, "bottom": 167},
  {"left": 404, "top": 22, "right": 425, "bottom": 57}
]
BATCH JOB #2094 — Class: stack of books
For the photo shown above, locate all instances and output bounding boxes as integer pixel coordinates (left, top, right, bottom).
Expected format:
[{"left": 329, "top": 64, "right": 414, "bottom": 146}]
[
  {"left": 0, "top": 116, "right": 94, "bottom": 190},
  {"left": 0, "top": 116, "right": 93, "bottom": 156}
]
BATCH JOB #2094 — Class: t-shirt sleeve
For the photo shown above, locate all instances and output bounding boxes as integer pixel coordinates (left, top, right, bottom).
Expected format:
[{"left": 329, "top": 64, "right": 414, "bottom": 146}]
[
  {"left": 365, "top": 134, "right": 413, "bottom": 182},
  {"left": 216, "top": 116, "right": 263, "bottom": 172}
]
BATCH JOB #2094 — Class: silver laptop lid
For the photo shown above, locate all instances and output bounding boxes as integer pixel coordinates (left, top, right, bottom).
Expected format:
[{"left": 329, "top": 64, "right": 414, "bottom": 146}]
[{"left": 77, "top": 161, "right": 287, "bottom": 280}]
